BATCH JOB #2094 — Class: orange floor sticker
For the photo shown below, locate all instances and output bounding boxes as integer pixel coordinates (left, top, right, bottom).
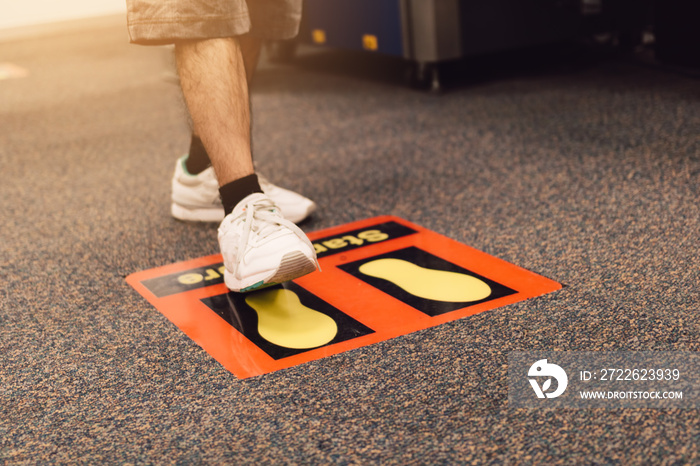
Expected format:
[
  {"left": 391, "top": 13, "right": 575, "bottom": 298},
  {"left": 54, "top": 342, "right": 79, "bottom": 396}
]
[{"left": 126, "top": 216, "right": 562, "bottom": 378}]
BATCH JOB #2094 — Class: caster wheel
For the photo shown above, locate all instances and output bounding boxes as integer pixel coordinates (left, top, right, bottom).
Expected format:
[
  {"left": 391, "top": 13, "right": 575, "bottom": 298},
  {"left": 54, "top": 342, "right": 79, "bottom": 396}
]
[{"left": 407, "top": 62, "right": 441, "bottom": 93}]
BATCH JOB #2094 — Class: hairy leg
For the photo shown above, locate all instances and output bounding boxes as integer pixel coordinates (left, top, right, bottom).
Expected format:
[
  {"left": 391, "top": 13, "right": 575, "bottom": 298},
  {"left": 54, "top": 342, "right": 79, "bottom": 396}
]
[
  {"left": 184, "top": 34, "right": 262, "bottom": 176},
  {"left": 176, "top": 37, "right": 254, "bottom": 186}
]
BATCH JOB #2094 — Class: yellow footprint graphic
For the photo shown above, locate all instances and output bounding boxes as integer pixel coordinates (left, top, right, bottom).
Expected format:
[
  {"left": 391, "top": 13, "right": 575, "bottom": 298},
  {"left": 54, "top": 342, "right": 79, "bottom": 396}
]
[
  {"left": 359, "top": 258, "right": 492, "bottom": 303},
  {"left": 245, "top": 289, "right": 338, "bottom": 349}
]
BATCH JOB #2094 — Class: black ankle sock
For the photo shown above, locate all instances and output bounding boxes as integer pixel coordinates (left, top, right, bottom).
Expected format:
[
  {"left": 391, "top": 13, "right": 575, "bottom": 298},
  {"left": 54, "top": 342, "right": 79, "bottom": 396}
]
[
  {"left": 219, "top": 174, "right": 263, "bottom": 216},
  {"left": 185, "top": 135, "right": 211, "bottom": 175}
]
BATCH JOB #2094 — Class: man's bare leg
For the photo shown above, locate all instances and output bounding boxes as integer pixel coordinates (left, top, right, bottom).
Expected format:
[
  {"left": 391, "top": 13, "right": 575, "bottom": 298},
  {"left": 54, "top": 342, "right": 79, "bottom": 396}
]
[
  {"left": 176, "top": 37, "right": 253, "bottom": 186},
  {"left": 171, "top": 35, "right": 317, "bottom": 225},
  {"left": 184, "top": 34, "right": 261, "bottom": 175},
  {"left": 173, "top": 36, "right": 317, "bottom": 292},
  {"left": 175, "top": 37, "right": 317, "bottom": 292}
]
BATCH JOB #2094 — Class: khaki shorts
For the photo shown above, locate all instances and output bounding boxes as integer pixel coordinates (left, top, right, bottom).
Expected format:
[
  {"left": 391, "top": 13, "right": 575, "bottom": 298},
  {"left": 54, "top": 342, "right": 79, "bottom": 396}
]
[{"left": 126, "top": 0, "right": 302, "bottom": 45}]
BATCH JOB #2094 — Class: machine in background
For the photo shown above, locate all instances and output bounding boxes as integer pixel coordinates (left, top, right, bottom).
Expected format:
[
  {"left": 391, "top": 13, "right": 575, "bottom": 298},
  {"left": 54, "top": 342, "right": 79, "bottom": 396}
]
[{"left": 268, "top": 0, "right": 656, "bottom": 91}]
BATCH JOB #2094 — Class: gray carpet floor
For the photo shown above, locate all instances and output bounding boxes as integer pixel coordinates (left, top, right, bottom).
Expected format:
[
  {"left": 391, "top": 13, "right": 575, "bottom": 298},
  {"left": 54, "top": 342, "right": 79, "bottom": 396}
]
[{"left": 1, "top": 15, "right": 698, "bottom": 464}]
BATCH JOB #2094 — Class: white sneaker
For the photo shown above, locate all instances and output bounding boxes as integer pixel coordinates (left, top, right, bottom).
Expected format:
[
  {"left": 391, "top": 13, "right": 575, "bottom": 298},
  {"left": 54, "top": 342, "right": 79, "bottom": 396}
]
[
  {"left": 171, "top": 156, "right": 316, "bottom": 224},
  {"left": 258, "top": 173, "right": 317, "bottom": 224},
  {"left": 218, "top": 193, "right": 319, "bottom": 292}
]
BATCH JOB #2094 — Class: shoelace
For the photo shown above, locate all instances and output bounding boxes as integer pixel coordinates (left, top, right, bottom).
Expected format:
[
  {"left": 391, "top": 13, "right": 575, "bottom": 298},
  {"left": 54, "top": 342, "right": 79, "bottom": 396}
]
[{"left": 231, "top": 196, "right": 320, "bottom": 273}]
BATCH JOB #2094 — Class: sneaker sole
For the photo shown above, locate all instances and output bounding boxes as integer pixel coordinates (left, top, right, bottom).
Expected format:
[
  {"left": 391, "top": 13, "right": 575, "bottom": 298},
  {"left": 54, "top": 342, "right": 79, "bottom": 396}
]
[
  {"left": 171, "top": 202, "right": 224, "bottom": 223},
  {"left": 224, "top": 250, "right": 318, "bottom": 293}
]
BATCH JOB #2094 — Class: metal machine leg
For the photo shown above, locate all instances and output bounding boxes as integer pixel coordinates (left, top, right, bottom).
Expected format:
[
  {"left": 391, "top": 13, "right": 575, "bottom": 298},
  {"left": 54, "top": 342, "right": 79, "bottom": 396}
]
[{"left": 407, "top": 62, "right": 441, "bottom": 92}]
